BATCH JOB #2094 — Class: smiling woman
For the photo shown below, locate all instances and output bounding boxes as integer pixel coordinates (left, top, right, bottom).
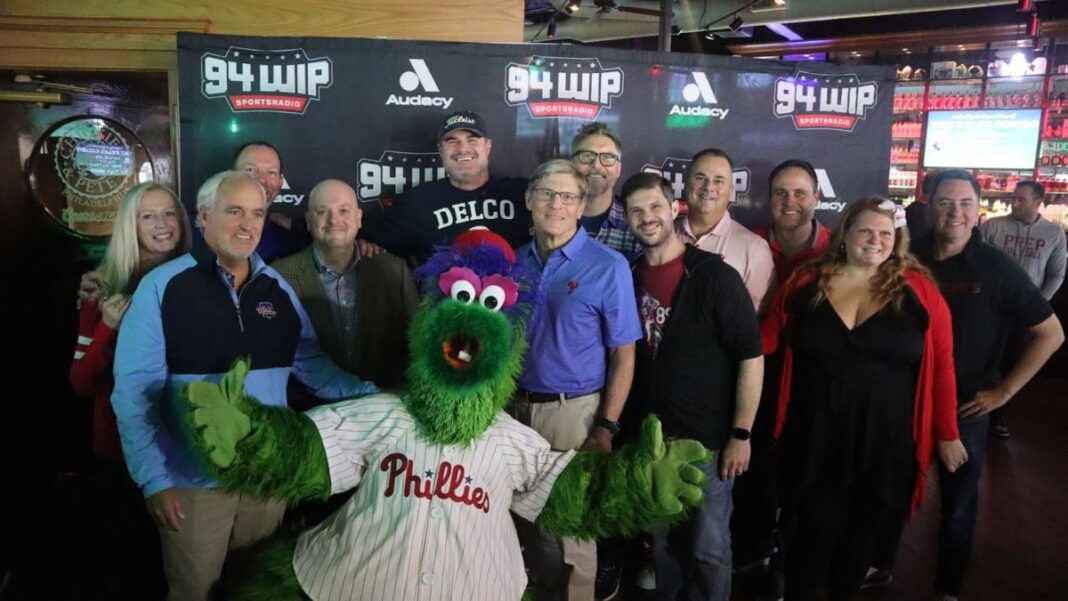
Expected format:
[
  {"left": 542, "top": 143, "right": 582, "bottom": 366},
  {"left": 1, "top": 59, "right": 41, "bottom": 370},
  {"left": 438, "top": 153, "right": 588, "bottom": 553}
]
[{"left": 761, "top": 198, "right": 966, "bottom": 601}]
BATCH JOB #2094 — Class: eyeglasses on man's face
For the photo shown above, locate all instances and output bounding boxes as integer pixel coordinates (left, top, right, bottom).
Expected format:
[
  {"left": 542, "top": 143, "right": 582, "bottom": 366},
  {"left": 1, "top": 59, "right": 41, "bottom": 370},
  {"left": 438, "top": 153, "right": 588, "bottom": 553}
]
[
  {"left": 531, "top": 187, "right": 584, "bottom": 206},
  {"left": 571, "top": 150, "right": 620, "bottom": 167}
]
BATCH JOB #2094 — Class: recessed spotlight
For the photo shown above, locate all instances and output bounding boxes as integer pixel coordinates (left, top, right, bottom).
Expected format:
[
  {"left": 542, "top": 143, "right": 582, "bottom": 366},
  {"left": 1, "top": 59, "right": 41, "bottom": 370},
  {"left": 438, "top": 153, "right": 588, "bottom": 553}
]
[
  {"left": 852, "top": 52, "right": 860, "bottom": 57},
  {"left": 958, "top": 45, "right": 965, "bottom": 50}
]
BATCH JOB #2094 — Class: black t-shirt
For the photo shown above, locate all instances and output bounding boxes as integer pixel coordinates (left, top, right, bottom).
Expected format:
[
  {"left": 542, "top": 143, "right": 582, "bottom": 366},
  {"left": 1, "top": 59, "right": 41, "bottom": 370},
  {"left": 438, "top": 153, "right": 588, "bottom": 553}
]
[
  {"left": 581, "top": 210, "right": 610, "bottom": 235},
  {"left": 905, "top": 201, "right": 932, "bottom": 241},
  {"left": 631, "top": 245, "right": 763, "bottom": 450},
  {"left": 361, "top": 176, "right": 532, "bottom": 263},
  {"left": 912, "top": 231, "right": 1053, "bottom": 403}
]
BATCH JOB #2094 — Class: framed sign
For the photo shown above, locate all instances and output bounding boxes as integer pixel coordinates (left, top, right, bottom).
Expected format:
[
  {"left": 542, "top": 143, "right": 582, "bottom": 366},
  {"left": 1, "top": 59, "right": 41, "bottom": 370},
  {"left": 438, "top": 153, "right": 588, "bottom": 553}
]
[{"left": 26, "top": 116, "right": 155, "bottom": 238}]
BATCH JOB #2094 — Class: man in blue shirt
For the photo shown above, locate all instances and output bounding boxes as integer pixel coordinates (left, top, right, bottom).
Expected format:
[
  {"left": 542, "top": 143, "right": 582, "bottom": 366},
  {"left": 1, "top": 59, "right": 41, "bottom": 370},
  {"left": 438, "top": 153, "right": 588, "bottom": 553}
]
[
  {"left": 112, "top": 170, "right": 378, "bottom": 601},
  {"left": 511, "top": 159, "right": 642, "bottom": 601}
]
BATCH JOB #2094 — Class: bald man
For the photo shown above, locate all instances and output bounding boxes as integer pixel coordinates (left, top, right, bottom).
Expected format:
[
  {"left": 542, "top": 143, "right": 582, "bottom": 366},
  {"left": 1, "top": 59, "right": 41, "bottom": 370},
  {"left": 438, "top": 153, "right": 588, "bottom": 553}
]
[{"left": 272, "top": 180, "right": 419, "bottom": 393}]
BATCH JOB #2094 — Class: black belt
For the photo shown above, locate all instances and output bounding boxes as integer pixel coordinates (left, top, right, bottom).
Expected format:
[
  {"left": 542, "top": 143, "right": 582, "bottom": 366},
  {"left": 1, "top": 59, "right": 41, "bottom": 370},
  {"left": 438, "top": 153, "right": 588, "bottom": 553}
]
[{"left": 517, "top": 389, "right": 599, "bottom": 403}]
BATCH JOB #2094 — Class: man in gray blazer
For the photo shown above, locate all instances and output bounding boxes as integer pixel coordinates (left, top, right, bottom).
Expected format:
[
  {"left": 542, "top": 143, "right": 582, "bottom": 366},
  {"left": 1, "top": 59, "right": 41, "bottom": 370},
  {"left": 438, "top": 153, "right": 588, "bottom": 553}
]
[{"left": 272, "top": 179, "right": 419, "bottom": 399}]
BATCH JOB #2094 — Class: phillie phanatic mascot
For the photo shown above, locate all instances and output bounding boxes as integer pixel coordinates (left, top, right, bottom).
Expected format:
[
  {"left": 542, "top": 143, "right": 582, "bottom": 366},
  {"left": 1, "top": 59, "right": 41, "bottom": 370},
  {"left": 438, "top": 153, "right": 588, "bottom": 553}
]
[{"left": 182, "top": 230, "right": 710, "bottom": 600}]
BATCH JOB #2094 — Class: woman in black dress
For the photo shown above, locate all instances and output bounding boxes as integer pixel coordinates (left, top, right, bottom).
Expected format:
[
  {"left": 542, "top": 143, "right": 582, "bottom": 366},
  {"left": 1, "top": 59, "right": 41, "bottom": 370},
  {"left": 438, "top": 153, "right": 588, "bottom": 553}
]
[{"left": 761, "top": 199, "right": 968, "bottom": 601}]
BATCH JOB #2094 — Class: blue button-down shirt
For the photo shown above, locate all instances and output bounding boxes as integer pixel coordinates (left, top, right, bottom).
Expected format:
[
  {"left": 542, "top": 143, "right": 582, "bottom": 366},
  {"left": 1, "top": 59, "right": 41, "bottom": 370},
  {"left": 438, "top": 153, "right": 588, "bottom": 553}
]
[
  {"left": 518, "top": 228, "right": 642, "bottom": 394},
  {"left": 312, "top": 245, "right": 361, "bottom": 367}
]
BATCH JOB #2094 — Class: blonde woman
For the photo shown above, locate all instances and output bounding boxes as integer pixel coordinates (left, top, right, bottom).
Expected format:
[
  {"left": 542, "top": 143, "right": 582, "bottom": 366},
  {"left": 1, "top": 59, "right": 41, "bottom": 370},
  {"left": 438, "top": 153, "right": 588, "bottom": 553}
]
[
  {"left": 70, "top": 183, "right": 191, "bottom": 463},
  {"left": 761, "top": 199, "right": 967, "bottom": 601}
]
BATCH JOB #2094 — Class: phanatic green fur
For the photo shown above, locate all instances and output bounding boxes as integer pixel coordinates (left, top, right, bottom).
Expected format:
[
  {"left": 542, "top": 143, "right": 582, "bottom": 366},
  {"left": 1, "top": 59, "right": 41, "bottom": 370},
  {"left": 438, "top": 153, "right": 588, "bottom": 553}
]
[
  {"left": 405, "top": 299, "right": 525, "bottom": 445},
  {"left": 537, "top": 415, "right": 712, "bottom": 539},
  {"left": 184, "top": 359, "right": 330, "bottom": 504},
  {"left": 219, "top": 529, "right": 309, "bottom": 601}
]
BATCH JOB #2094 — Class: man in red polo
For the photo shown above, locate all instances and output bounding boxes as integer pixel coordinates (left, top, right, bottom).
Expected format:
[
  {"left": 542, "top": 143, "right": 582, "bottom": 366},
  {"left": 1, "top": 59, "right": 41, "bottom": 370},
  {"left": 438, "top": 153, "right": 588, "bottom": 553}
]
[
  {"left": 752, "top": 159, "right": 831, "bottom": 284},
  {"left": 734, "top": 159, "right": 831, "bottom": 600}
]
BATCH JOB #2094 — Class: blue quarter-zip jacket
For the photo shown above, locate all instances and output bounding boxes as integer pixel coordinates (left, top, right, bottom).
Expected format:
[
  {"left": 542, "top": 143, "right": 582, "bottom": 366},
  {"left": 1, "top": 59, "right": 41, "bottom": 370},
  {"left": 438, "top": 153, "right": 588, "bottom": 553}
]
[{"left": 112, "top": 247, "right": 379, "bottom": 497}]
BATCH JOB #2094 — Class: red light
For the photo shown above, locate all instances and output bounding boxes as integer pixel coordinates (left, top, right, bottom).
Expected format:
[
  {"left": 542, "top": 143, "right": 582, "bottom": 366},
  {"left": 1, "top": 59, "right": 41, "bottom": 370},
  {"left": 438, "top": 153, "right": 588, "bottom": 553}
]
[{"left": 1026, "top": 13, "right": 1040, "bottom": 37}]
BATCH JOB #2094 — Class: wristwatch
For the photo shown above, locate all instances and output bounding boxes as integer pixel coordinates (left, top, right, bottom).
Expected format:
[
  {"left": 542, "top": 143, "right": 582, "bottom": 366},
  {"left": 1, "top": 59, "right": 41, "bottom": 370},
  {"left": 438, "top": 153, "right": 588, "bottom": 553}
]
[
  {"left": 730, "top": 427, "right": 751, "bottom": 441},
  {"left": 595, "top": 416, "right": 622, "bottom": 436}
]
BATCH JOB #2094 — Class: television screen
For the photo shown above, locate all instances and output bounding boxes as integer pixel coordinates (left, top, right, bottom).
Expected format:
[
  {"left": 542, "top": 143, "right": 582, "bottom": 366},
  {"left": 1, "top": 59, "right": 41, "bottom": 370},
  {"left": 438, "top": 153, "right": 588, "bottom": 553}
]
[{"left": 923, "top": 109, "right": 1041, "bottom": 170}]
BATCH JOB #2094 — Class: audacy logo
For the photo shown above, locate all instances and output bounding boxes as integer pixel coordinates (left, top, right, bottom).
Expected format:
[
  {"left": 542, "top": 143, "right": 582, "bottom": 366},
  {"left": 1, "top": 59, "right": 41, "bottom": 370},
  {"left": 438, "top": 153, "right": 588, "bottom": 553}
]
[
  {"left": 669, "top": 72, "right": 729, "bottom": 119},
  {"left": 386, "top": 59, "right": 454, "bottom": 109}
]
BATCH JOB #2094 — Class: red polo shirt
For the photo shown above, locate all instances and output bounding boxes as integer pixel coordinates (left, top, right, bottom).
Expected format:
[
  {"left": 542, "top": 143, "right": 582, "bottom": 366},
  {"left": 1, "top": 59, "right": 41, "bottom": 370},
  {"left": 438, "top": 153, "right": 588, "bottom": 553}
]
[{"left": 753, "top": 220, "right": 831, "bottom": 284}]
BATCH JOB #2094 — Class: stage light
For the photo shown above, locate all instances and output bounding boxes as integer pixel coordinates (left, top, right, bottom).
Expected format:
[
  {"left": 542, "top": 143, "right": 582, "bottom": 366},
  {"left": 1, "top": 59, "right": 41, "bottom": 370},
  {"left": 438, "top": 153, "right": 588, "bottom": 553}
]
[
  {"left": 548, "top": 14, "right": 558, "bottom": 38},
  {"left": 1033, "top": 37, "right": 1045, "bottom": 53},
  {"left": 565, "top": 0, "right": 580, "bottom": 14},
  {"left": 1016, "top": 0, "right": 1034, "bottom": 12},
  {"left": 729, "top": 16, "right": 745, "bottom": 32}
]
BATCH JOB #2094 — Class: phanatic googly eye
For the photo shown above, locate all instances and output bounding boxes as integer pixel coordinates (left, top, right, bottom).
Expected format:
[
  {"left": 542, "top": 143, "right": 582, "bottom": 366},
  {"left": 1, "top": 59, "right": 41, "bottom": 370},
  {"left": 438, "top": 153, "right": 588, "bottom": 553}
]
[
  {"left": 480, "top": 274, "right": 519, "bottom": 309},
  {"left": 479, "top": 286, "right": 507, "bottom": 312},
  {"left": 450, "top": 279, "right": 478, "bottom": 303},
  {"left": 439, "top": 266, "right": 482, "bottom": 303}
]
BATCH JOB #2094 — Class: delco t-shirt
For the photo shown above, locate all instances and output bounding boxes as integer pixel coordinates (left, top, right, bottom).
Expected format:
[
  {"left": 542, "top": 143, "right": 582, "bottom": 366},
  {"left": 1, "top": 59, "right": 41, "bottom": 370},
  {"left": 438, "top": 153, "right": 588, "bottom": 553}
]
[{"left": 362, "top": 176, "right": 532, "bottom": 263}]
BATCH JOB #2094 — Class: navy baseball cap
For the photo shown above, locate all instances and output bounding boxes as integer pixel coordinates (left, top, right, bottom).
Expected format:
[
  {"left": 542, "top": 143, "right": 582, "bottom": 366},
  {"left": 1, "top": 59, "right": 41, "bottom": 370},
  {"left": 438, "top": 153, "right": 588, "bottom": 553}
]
[{"left": 438, "top": 111, "right": 488, "bottom": 141}]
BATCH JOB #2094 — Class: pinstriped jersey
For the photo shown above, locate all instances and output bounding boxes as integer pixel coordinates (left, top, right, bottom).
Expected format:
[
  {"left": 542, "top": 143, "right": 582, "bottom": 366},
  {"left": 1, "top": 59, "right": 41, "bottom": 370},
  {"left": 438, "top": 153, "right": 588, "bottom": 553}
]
[{"left": 293, "top": 394, "right": 575, "bottom": 601}]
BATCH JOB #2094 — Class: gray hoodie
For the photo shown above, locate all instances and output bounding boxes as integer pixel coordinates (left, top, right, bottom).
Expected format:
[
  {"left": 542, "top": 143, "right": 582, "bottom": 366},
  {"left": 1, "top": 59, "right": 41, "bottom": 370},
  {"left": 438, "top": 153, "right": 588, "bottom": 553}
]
[{"left": 980, "top": 215, "right": 1067, "bottom": 299}]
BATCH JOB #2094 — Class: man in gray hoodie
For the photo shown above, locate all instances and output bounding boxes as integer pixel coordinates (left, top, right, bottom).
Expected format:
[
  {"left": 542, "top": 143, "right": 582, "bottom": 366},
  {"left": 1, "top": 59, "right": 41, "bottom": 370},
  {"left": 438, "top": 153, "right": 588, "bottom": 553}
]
[
  {"left": 980, "top": 180, "right": 1066, "bottom": 437},
  {"left": 981, "top": 181, "right": 1067, "bottom": 300}
]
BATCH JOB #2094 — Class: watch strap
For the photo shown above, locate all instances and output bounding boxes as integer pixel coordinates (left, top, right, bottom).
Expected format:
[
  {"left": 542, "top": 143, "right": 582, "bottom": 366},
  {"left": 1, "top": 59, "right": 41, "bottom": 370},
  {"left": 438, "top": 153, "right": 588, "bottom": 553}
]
[
  {"left": 595, "top": 416, "right": 622, "bottom": 436},
  {"left": 730, "top": 427, "right": 751, "bottom": 441}
]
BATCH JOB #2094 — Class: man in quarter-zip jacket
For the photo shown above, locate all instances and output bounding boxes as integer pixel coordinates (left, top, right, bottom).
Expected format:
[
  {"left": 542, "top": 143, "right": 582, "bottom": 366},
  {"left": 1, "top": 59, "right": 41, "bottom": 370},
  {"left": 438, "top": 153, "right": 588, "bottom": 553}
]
[{"left": 112, "top": 170, "right": 378, "bottom": 601}]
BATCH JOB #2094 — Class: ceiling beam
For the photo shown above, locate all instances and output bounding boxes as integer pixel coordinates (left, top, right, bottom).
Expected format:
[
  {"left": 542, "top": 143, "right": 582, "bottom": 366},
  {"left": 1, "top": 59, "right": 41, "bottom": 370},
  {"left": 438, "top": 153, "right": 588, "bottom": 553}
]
[{"left": 726, "top": 19, "right": 1068, "bottom": 55}]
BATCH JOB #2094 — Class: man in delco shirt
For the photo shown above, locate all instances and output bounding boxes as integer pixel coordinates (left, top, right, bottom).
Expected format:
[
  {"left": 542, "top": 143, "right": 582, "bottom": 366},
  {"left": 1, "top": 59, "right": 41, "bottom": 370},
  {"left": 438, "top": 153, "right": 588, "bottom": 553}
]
[{"left": 361, "top": 111, "right": 532, "bottom": 264}]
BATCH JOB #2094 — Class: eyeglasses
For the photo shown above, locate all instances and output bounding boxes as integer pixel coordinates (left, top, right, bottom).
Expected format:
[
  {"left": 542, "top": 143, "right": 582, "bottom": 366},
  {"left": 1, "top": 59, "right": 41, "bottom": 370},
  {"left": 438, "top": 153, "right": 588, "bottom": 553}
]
[
  {"left": 531, "top": 187, "right": 583, "bottom": 206},
  {"left": 571, "top": 150, "right": 620, "bottom": 167}
]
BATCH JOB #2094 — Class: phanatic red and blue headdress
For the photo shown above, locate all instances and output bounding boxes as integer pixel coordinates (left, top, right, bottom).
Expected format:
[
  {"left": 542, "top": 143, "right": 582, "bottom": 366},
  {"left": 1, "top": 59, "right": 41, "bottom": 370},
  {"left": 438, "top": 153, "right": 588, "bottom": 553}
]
[{"left": 414, "top": 229, "right": 537, "bottom": 319}]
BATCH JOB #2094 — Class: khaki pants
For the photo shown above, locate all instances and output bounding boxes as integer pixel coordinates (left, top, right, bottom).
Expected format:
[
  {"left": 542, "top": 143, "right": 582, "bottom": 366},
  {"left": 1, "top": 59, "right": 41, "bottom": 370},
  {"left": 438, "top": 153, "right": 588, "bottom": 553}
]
[
  {"left": 157, "top": 487, "right": 286, "bottom": 601},
  {"left": 511, "top": 392, "right": 600, "bottom": 601}
]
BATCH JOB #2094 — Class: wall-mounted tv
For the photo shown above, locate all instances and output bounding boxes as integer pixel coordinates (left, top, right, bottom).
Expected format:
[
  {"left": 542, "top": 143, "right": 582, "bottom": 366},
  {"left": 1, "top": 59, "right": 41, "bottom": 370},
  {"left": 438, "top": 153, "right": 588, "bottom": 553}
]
[{"left": 923, "top": 109, "right": 1041, "bottom": 170}]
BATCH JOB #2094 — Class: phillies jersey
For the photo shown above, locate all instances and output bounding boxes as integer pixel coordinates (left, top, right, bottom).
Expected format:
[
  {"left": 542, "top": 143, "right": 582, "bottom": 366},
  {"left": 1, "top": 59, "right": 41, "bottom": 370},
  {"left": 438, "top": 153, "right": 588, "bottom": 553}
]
[{"left": 292, "top": 393, "right": 575, "bottom": 601}]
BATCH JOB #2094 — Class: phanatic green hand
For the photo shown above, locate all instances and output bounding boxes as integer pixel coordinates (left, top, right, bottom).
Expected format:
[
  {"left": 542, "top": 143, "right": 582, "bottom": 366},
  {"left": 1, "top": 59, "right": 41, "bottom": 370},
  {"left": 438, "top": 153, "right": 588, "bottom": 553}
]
[
  {"left": 637, "top": 415, "right": 712, "bottom": 516},
  {"left": 184, "top": 357, "right": 254, "bottom": 468}
]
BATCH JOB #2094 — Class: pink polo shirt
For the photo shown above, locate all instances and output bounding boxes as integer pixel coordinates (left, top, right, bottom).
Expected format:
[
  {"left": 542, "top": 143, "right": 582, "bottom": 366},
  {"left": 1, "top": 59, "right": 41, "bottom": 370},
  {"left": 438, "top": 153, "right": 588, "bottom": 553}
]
[{"left": 675, "top": 212, "right": 775, "bottom": 312}]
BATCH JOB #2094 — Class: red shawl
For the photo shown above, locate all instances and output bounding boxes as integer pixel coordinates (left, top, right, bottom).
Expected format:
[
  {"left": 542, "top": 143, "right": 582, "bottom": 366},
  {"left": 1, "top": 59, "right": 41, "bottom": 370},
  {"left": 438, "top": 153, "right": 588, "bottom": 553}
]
[{"left": 761, "top": 269, "right": 960, "bottom": 516}]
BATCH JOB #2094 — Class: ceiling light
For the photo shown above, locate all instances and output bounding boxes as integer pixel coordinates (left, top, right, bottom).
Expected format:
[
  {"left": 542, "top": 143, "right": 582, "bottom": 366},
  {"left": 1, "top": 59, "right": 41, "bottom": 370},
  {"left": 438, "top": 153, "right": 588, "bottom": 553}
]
[
  {"left": 565, "top": 0, "right": 580, "bottom": 14},
  {"left": 766, "top": 22, "right": 803, "bottom": 41},
  {"left": 752, "top": 0, "right": 787, "bottom": 11}
]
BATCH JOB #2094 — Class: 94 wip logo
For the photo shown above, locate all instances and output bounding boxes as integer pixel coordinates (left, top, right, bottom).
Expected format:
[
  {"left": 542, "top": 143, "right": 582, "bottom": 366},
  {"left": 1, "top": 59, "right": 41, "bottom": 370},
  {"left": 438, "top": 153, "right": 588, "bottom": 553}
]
[
  {"left": 357, "top": 151, "right": 444, "bottom": 205},
  {"left": 642, "top": 157, "right": 750, "bottom": 201},
  {"left": 505, "top": 57, "right": 623, "bottom": 120},
  {"left": 201, "top": 46, "right": 333, "bottom": 114},
  {"left": 774, "top": 72, "right": 877, "bottom": 132}
]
